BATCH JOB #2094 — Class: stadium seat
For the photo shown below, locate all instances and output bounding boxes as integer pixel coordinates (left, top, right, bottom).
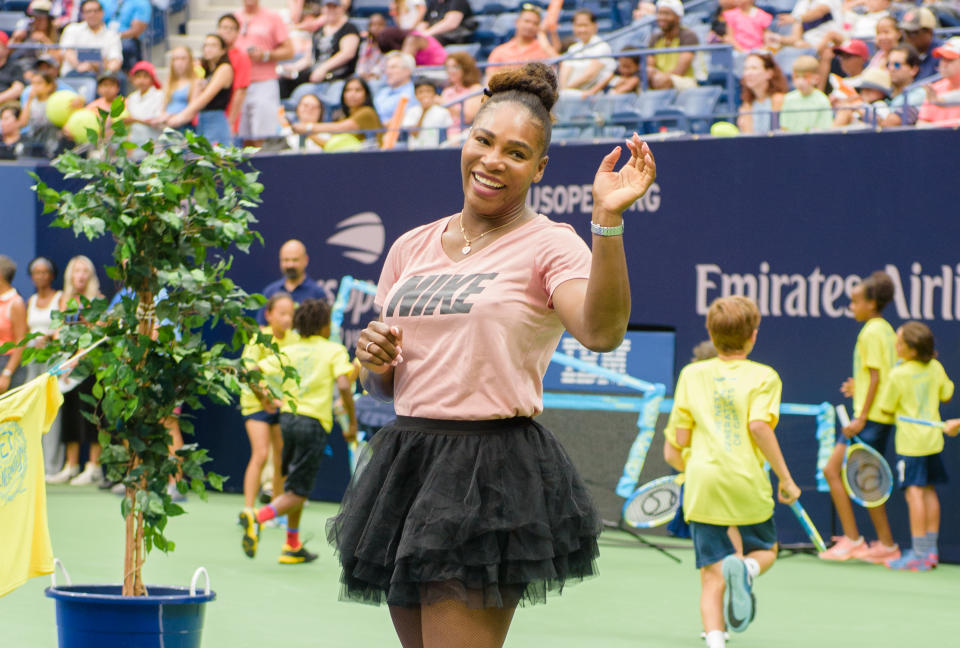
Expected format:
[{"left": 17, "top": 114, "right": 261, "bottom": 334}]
[
  {"left": 2, "top": 0, "right": 28, "bottom": 11},
  {"left": 473, "top": 0, "right": 521, "bottom": 14},
  {"left": 491, "top": 12, "right": 519, "bottom": 43},
  {"left": 591, "top": 93, "right": 640, "bottom": 120},
  {"left": 551, "top": 126, "right": 582, "bottom": 140},
  {"left": 774, "top": 46, "right": 816, "bottom": 81},
  {"left": 554, "top": 95, "right": 594, "bottom": 123},
  {"left": 654, "top": 84, "right": 722, "bottom": 133},
  {"left": 62, "top": 76, "right": 98, "bottom": 103},
  {"left": 0, "top": 10, "right": 19, "bottom": 33},
  {"left": 351, "top": 0, "right": 390, "bottom": 17}
]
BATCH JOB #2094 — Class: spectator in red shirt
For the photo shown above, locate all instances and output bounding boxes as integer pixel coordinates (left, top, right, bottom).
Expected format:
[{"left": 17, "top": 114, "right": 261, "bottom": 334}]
[
  {"left": 234, "top": 0, "right": 294, "bottom": 145},
  {"left": 219, "top": 13, "right": 252, "bottom": 136},
  {"left": 918, "top": 37, "right": 960, "bottom": 127}
]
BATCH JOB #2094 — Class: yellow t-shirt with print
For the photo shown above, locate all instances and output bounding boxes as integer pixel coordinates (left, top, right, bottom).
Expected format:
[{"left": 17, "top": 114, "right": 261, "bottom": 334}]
[
  {"left": 672, "top": 357, "right": 781, "bottom": 526},
  {"left": 260, "top": 335, "right": 354, "bottom": 432},
  {"left": 239, "top": 327, "right": 300, "bottom": 416},
  {"left": 877, "top": 359, "right": 954, "bottom": 456},
  {"left": 0, "top": 374, "right": 62, "bottom": 597},
  {"left": 853, "top": 317, "right": 896, "bottom": 424}
]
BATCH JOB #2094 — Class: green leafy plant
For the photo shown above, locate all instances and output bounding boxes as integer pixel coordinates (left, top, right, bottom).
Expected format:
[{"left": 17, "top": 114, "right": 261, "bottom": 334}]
[{"left": 29, "top": 99, "right": 293, "bottom": 596}]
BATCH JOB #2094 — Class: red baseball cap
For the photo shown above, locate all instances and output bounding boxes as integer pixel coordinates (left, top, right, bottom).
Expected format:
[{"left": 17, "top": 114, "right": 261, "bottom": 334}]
[
  {"left": 932, "top": 37, "right": 960, "bottom": 61},
  {"left": 129, "top": 60, "right": 162, "bottom": 89},
  {"left": 833, "top": 39, "right": 869, "bottom": 59}
]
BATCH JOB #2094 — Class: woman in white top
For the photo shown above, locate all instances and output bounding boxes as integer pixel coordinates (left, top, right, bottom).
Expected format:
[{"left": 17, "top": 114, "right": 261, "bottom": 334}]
[
  {"left": 558, "top": 10, "right": 616, "bottom": 96},
  {"left": 26, "top": 256, "right": 64, "bottom": 473},
  {"left": 391, "top": 0, "right": 426, "bottom": 30}
]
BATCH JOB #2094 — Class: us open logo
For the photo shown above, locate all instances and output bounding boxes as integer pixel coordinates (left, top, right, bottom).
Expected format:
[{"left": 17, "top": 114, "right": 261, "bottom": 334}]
[
  {"left": 0, "top": 420, "right": 28, "bottom": 503},
  {"left": 326, "top": 212, "right": 385, "bottom": 265}
]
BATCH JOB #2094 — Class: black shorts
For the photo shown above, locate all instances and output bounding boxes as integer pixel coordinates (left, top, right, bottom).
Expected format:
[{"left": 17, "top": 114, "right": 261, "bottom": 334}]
[
  {"left": 279, "top": 412, "right": 329, "bottom": 498},
  {"left": 60, "top": 376, "right": 99, "bottom": 445},
  {"left": 896, "top": 453, "right": 948, "bottom": 489}
]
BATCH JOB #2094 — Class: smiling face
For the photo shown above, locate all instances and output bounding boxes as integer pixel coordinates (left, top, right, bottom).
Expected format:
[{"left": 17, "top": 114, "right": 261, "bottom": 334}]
[
  {"left": 203, "top": 35, "right": 225, "bottom": 62},
  {"left": 742, "top": 54, "right": 772, "bottom": 92},
  {"left": 515, "top": 10, "right": 540, "bottom": 41},
  {"left": 460, "top": 102, "right": 548, "bottom": 218},
  {"left": 874, "top": 18, "right": 899, "bottom": 52},
  {"left": 296, "top": 94, "right": 323, "bottom": 122},
  {"left": 572, "top": 13, "right": 597, "bottom": 44},
  {"left": 656, "top": 6, "right": 679, "bottom": 33},
  {"left": 887, "top": 49, "right": 917, "bottom": 86}
]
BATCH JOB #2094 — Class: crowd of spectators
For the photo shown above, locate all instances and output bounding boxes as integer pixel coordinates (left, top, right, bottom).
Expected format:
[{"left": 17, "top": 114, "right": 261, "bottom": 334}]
[{"left": 1, "top": 0, "right": 959, "bottom": 159}]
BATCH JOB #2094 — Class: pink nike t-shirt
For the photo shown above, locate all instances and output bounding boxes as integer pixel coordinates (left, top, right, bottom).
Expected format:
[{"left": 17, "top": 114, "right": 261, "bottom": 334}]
[{"left": 376, "top": 214, "right": 592, "bottom": 420}]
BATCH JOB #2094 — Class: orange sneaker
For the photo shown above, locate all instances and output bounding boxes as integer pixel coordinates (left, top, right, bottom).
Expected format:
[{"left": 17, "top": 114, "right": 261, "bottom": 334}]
[
  {"left": 818, "top": 536, "right": 865, "bottom": 561},
  {"left": 854, "top": 541, "right": 900, "bottom": 564}
]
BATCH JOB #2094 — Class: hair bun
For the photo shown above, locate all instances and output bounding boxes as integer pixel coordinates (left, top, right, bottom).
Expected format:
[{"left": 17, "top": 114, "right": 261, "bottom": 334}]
[{"left": 487, "top": 63, "right": 558, "bottom": 114}]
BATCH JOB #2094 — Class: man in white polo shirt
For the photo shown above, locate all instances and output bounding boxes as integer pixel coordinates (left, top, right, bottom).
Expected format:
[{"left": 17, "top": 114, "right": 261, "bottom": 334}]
[
  {"left": 59, "top": 0, "right": 122, "bottom": 76},
  {"left": 234, "top": 0, "right": 293, "bottom": 145}
]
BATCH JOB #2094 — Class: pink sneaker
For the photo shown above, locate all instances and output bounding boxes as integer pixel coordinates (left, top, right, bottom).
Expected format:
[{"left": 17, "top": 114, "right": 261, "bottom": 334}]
[
  {"left": 818, "top": 536, "right": 865, "bottom": 561},
  {"left": 854, "top": 541, "right": 900, "bottom": 564}
]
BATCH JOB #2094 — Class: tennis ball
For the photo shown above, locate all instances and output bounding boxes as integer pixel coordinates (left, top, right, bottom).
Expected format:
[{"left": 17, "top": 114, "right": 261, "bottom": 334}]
[
  {"left": 323, "top": 133, "right": 363, "bottom": 153},
  {"left": 46, "top": 90, "right": 82, "bottom": 127},
  {"left": 64, "top": 109, "right": 100, "bottom": 144},
  {"left": 710, "top": 121, "right": 740, "bottom": 137}
]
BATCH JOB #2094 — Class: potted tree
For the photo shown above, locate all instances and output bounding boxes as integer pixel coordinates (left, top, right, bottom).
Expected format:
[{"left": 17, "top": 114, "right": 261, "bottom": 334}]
[{"left": 31, "top": 100, "right": 291, "bottom": 647}]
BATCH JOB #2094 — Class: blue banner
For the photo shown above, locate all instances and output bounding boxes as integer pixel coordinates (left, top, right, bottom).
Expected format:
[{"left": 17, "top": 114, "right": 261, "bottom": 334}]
[{"left": 543, "top": 330, "right": 675, "bottom": 394}]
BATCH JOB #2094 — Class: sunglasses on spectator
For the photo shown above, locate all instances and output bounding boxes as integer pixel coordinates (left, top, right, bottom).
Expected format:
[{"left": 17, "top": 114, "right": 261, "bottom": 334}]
[{"left": 887, "top": 61, "right": 903, "bottom": 69}]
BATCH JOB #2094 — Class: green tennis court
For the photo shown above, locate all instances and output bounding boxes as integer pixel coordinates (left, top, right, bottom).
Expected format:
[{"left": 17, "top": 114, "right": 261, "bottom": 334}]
[{"left": 6, "top": 487, "right": 956, "bottom": 647}]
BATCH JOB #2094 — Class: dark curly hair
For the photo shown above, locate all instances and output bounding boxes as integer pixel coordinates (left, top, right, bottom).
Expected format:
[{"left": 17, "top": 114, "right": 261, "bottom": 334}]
[
  {"left": 477, "top": 62, "right": 558, "bottom": 154},
  {"left": 861, "top": 270, "right": 895, "bottom": 312},
  {"left": 293, "top": 298, "right": 331, "bottom": 337}
]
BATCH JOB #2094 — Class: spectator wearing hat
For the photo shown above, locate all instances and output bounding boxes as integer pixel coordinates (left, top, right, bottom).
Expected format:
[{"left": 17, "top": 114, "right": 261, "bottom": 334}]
[
  {"left": 11, "top": 0, "right": 59, "bottom": 55},
  {"left": 234, "top": 0, "right": 294, "bottom": 145},
  {"left": 19, "top": 55, "right": 75, "bottom": 105},
  {"left": 818, "top": 38, "right": 868, "bottom": 104},
  {"left": 917, "top": 37, "right": 960, "bottom": 127},
  {"left": 485, "top": 6, "right": 558, "bottom": 80},
  {"left": 102, "top": 0, "right": 151, "bottom": 71},
  {"left": 125, "top": 60, "right": 164, "bottom": 144},
  {"left": 648, "top": 0, "right": 700, "bottom": 90},
  {"left": 86, "top": 69, "right": 121, "bottom": 114},
  {"left": 0, "top": 33, "right": 27, "bottom": 106},
  {"left": 881, "top": 43, "right": 925, "bottom": 127},
  {"left": 60, "top": 0, "right": 123, "bottom": 77},
  {"left": 419, "top": 0, "right": 476, "bottom": 46},
  {"left": 833, "top": 65, "right": 891, "bottom": 126},
  {"left": 899, "top": 7, "right": 942, "bottom": 81}
]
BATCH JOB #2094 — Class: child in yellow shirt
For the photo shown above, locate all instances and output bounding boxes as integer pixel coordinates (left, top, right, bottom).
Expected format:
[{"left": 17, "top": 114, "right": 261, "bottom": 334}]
[
  {"left": 668, "top": 296, "right": 800, "bottom": 648},
  {"left": 878, "top": 321, "right": 955, "bottom": 570},
  {"left": 239, "top": 299, "right": 357, "bottom": 564},
  {"left": 821, "top": 271, "right": 899, "bottom": 563}
]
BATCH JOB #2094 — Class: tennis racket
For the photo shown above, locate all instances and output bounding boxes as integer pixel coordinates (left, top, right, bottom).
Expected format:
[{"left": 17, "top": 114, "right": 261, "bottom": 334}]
[
  {"left": 836, "top": 405, "right": 893, "bottom": 508},
  {"left": 615, "top": 386, "right": 664, "bottom": 498},
  {"left": 788, "top": 500, "right": 827, "bottom": 553},
  {"left": 621, "top": 474, "right": 683, "bottom": 529},
  {"left": 897, "top": 415, "right": 946, "bottom": 429}
]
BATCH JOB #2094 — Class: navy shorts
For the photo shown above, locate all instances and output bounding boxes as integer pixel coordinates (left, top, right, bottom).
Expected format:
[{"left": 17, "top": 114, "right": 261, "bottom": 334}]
[
  {"left": 690, "top": 517, "right": 778, "bottom": 569},
  {"left": 896, "top": 453, "right": 948, "bottom": 489},
  {"left": 836, "top": 420, "right": 892, "bottom": 454},
  {"left": 279, "top": 413, "right": 329, "bottom": 498},
  {"left": 244, "top": 410, "right": 280, "bottom": 425}
]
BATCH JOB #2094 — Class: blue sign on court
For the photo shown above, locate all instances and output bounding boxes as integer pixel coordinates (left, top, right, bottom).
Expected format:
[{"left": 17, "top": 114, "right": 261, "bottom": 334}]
[{"left": 543, "top": 330, "right": 675, "bottom": 394}]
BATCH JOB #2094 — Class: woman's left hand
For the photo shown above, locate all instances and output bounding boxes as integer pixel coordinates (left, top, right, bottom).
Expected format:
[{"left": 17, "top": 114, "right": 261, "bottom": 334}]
[
  {"left": 592, "top": 133, "right": 656, "bottom": 217},
  {"left": 166, "top": 112, "right": 189, "bottom": 128}
]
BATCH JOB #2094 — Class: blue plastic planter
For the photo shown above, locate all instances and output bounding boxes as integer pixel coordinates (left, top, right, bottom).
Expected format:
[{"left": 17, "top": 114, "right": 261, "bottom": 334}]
[{"left": 45, "top": 584, "right": 216, "bottom": 648}]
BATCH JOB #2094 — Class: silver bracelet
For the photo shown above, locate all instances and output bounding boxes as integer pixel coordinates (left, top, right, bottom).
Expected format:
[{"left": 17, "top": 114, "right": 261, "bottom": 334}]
[{"left": 590, "top": 221, "right": 624, "bottom": 236}]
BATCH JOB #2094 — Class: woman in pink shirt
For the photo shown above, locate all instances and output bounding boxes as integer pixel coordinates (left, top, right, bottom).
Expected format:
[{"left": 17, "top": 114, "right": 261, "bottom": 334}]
[
  {"left": 376, "top": 26, "right": 447, "bottom": 67},
  {"left": 0, "top": 255, "right": 27, "bottom": 395},
  {"left": 328, "top": 63, "right": 657, "bottom": 648},
  {"left": 723, "top": 0, "right": 772, "bottom": 51}
]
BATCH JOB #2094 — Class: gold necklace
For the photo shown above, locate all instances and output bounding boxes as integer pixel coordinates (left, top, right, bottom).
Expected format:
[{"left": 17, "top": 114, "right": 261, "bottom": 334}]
[{"left": 458, "top": 211, "right": 526, "bottom": 255}]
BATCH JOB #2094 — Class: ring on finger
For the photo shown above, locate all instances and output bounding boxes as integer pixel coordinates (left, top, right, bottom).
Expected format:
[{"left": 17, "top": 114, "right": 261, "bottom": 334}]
[{"left": 365, "top": 341, "right": 374, "bottom": 353}]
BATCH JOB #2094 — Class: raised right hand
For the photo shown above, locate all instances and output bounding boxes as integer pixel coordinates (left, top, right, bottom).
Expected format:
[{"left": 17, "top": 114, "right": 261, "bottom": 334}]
[{"left": 357, "top": 321, "right": 403, "bottom": 374}]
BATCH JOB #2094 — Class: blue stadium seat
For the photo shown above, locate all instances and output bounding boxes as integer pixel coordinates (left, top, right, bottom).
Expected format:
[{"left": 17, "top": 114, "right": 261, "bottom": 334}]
[
  {"left": 473, "top": 0, "right": 520, "bottom": 14},
  {"left": 654, "top": 84, "right": 723, "bottom": 133},
  {"left": 590, "top": 93, "right": 640, "bottom": 120},
  {"left": 551, "top": 126, "right": 582, "bottom": 140},
  {"left": 491, "top": 12, "right": 519, "bottom": 43},
  {"left": 0, "top": 10, "right": 20, "bottom": 33},
  {"left": 554, "top": 95, "right": 594, "bottom": 122},
  {"left": 2, "top": 0, "right": 28, "bottom": 11},
  {"left": 774, "top": 46, "right": 815, "bottom": 81},
  {"left": 636, "top": 88, "right": 676, "bottom": 118},
  {"left": 351, "top": 0, "right": 390, "bottom": 17},
  {"left": 62, "top": 76, "right": 98, "bottom": 103}
]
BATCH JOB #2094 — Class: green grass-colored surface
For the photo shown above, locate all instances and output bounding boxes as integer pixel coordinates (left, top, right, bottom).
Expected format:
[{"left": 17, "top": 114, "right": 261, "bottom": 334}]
[{"left": 4, "top": 487, "right": 956, "bottom": 647}]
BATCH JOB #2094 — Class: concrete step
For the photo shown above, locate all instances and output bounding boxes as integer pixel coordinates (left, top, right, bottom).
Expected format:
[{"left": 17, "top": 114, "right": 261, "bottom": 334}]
[
  {"left": 169, "top": 34, "right": 208, "bottom": 51},
  {"left": 186, "top": 18, "right": 221, "bottom": 35}
]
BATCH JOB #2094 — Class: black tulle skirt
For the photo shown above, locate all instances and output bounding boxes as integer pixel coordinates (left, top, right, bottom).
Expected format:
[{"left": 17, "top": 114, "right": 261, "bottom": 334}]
[{"left": 326, "top": 415, "right": 601, "bottom": 609}]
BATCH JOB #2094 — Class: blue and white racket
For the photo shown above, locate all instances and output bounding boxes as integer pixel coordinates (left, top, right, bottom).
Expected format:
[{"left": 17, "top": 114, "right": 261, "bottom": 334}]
[
  {"left": 788, "top": 500, "right": 827, "bottom": 553},
  {"left": 897, "top": 415, "right": 946, "bottom": 429},
  {"left": 621, "top": 474, "right": 683, "bottom": 529},
  {"left": 836, "top": 405, "right": 893, "bottom": 508}
]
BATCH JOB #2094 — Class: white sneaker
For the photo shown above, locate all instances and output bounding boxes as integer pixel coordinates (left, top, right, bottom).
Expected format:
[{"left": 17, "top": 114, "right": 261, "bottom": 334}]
[
  {"left": 69, "top": 462, "right": 103, "bottom": 486},
  {"left": 46, "top": 464, "right": 80, "bottom": 484}
]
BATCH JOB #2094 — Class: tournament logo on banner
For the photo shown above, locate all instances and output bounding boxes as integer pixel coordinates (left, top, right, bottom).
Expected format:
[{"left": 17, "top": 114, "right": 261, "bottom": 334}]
[{"left": 0, "top": 420, "right": 27, "bottom": 504}]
